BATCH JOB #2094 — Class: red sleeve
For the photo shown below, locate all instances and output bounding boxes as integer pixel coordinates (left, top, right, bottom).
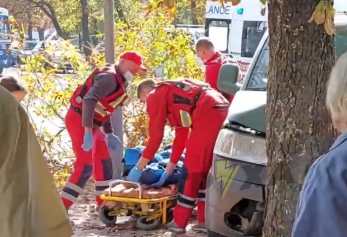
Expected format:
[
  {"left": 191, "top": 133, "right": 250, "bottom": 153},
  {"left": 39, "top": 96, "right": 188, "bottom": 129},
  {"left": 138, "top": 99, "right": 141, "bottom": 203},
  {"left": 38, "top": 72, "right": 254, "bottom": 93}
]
[
  {"left": 205, "top": 63, "right": 222, "bottom": 92},
  {"left": 170, "top": 127, "right": 189, "bottom": 164},
  {"left": 142, "top": 87, "right": 168, "bottom": 160}
]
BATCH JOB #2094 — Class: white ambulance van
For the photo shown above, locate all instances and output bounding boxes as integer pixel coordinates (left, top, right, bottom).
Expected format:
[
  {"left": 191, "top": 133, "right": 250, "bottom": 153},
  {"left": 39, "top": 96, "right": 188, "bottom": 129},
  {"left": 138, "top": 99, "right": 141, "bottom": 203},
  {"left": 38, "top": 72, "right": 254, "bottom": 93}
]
[{"left": 204, "top": 0, "right": 268, "bottom": 78}]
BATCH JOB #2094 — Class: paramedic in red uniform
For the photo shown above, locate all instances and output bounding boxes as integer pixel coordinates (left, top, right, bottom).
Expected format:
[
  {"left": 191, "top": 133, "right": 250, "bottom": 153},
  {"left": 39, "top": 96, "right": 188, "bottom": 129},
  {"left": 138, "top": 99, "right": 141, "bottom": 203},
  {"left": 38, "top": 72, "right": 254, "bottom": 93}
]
[
  {"left": 195, "top": 37, "right": 236, "bottom": 102},
  {"left": 128, "top": 78, "right": 229, "bottom": 234},
  {"left": 60, "top": 51, "right": 146, "bottom": 211}
]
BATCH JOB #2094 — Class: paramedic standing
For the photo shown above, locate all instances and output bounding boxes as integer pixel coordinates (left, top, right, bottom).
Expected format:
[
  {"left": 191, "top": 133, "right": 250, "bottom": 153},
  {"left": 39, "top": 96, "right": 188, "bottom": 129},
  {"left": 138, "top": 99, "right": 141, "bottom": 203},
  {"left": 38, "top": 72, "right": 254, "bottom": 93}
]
[
  {"left": 195, "top": 37, "right": 236, "bottom": 102},
  {"left": 60, "top": 52, "right": 146, "bottom": 211},
  {"left": 128, "top": 78, "right": 229, "bottom": 234}
]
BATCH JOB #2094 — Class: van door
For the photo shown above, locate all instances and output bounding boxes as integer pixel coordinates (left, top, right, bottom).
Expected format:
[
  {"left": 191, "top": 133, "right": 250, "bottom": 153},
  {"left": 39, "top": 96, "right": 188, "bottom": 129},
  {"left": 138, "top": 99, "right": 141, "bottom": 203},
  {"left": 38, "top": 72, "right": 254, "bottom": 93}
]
[
  {"left": 205, "top": 18, "right": 231, "bottom": 54},
  {"left": 204, "top": 1, "right": 233, "bottom": 54}
]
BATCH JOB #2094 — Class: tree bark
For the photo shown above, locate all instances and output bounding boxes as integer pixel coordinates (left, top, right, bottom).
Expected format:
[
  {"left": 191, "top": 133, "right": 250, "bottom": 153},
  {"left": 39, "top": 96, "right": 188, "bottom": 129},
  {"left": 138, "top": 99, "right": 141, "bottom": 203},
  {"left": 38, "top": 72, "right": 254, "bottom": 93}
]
[
  {"left": 80, "top": 0, "right": 91, "bottom": 56},
  {"left": 191, "top": 0, "right": 198, "bottom": 25},
  {"left": 91, "top": 17, "right": 98, "bottom": 46},
  {"left": 264, "top": 0, "right": 337, "bottom": 236},
  {"left": 38, "top": 27, "right": 44, "bottom": 40},
  {"left": 24, "top": 0, "right": 69, "bottom": 39},
  {"left": 27, "top": 10, "right": 33, "bottom": 40},
  {"left": 114, "top": 0, "right": 127, "bottom": 25}
]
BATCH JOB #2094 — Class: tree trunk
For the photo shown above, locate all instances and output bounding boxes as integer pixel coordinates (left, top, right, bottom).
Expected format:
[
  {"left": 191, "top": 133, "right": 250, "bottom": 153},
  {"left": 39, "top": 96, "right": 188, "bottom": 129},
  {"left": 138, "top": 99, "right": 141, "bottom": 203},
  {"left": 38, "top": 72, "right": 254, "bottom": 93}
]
[
  {"left": 25, "top": 0, "right": 69, "bottom": 39},
  {"left": 91, "top": 17, "right": 98, "bottom": 46},
  {"left": 27, "top": 10, "right": 33, "bottom": 40},
  {"left": 80, "top": 0, "right": 91, "bottom": 56},
  {"left": 264, "top": 0, "right": 336, "bottom": 236},
  {"left": 114, "top": 0, "right": 127, "bottom": 24},
  {"left": 191, "top": 0, "right": 198, "bottom": 25},
  {"left": 38, "top": 27, "right": 44, "bottom": 40}
]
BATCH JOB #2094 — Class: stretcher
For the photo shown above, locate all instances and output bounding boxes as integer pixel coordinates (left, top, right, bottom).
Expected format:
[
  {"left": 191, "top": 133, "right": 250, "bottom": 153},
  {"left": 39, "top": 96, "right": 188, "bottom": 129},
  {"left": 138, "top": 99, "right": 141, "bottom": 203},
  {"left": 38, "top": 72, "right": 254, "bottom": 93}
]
[{"left": 99, "top": 180, "right": 177, "bottom": 230}]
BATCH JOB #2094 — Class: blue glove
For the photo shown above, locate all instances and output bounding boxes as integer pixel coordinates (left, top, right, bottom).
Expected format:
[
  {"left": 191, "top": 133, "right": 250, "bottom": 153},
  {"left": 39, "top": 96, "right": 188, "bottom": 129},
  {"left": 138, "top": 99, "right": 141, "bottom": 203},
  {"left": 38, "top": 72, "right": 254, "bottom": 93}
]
[
  {"left": 82, "top": 130, "right": 93, "bottom": 151},
  {"left": 151, "top": 171, "right": 168, "bottom": 188},
  {"left": 128, "top": 166, "right": 143, "bottom": 182},
  {"left": 106, "top": 134, "right": 122, "bottom": 154}
]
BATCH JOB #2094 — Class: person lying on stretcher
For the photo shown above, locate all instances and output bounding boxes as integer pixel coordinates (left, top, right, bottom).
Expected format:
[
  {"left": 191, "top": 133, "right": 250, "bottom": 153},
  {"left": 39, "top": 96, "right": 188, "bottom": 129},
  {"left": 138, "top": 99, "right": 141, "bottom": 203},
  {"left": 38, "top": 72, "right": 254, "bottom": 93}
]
[{"left": 122, "top": 145, "right": 185, "bottom": 188}]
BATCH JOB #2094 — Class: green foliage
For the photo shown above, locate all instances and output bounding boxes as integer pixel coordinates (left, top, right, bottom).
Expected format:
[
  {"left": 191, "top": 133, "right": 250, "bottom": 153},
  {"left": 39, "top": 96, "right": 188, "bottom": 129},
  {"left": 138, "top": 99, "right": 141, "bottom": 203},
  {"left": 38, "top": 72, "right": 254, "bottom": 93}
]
[
  {"left": 52, "top": 0, "right": 81, "bottom": 33},
  {"left": 176, "top": 0, "right": 205, "bottom": 24}
]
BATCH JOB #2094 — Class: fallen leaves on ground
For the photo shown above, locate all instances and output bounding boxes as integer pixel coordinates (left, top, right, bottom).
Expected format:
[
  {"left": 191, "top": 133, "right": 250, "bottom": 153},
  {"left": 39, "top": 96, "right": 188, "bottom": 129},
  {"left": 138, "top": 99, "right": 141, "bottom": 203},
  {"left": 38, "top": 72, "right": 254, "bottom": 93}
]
[{"left": 69, "top": 185, "right": 206, "bottom": 237}]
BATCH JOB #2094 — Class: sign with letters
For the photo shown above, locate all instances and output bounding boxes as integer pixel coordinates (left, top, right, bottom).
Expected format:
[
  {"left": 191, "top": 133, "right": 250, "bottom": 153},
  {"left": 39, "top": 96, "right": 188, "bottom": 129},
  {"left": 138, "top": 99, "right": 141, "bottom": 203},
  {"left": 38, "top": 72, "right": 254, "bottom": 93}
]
[{"left": 205, "top": 1, "right": 233, "bottom": 19}]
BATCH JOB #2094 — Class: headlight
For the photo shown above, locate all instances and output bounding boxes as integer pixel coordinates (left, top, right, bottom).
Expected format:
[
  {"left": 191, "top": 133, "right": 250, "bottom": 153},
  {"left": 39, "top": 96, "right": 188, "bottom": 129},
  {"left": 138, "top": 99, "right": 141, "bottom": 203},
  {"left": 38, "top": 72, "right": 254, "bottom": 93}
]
[{"left": 214, "top": 128, "right": 267, "bottom": 165}]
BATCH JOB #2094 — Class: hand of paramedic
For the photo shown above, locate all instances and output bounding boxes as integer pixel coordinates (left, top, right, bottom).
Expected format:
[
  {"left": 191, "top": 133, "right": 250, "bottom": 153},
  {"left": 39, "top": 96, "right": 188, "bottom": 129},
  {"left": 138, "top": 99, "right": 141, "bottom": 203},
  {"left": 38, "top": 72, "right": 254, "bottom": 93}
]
[{"left": 82, "top": 128, "right": 93, "bottom": 151}]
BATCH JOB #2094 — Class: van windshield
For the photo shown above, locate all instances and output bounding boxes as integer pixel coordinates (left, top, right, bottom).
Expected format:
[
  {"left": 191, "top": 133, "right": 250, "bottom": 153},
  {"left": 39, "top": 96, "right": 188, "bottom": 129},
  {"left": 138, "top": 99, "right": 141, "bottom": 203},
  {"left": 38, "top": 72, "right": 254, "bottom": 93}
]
[{"left": 246, "top": 25, "right": 347, "bottom": 91}]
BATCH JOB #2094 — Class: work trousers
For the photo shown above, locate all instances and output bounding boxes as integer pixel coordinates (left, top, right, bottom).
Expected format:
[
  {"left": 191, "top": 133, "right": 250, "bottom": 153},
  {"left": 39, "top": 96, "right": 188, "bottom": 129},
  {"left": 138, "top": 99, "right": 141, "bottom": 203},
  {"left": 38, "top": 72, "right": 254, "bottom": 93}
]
[
  {"left": 60, "top": 107, "right": 113, "bottom": 208},
  {"left": 174, "top": 107, "right": 228, "bottom": 228}
]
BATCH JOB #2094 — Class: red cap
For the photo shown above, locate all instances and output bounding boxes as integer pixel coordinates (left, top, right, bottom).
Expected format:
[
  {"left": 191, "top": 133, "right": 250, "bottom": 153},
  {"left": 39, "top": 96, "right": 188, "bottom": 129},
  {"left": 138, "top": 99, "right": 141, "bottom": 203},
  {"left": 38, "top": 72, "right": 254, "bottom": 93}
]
[{"left": 120, "top": 51, "right": 146, "bottom": 71}]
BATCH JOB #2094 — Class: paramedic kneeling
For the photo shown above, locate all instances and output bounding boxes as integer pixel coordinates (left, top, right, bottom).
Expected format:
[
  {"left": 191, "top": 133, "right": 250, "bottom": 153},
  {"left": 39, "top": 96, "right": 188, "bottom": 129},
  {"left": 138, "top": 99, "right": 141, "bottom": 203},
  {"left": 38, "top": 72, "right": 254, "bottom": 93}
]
[
  {"left": 61, "top": 51, "right": 146, "bottom": 211},
  {"left": 128, "top": 78, "right": 229, "bottom": 234}
]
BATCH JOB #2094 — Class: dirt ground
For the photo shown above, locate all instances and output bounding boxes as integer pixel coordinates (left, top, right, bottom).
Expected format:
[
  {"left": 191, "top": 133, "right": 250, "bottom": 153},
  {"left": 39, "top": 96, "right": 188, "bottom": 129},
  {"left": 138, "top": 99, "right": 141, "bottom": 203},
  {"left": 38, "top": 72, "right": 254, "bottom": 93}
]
[{"left": 70, "top": 192, "right": 207, "bottom": 237}]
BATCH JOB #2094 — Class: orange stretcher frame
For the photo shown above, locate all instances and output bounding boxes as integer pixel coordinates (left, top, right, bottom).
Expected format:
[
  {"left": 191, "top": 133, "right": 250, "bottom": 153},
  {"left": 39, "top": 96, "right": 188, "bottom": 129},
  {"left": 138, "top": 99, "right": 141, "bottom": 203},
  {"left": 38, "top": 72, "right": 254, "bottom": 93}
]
[{"left": 100, "top": 180, "right": 177, "bottom": 224}]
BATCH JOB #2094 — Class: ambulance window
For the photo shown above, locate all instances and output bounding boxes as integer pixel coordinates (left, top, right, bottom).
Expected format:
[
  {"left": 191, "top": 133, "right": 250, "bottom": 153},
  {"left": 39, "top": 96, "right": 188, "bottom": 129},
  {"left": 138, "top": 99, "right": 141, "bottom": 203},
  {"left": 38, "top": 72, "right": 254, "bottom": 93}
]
[
  {"left": 208, "top": 20, "right": 229, "bottom": 52},
  {"left": 241, "top": 21, "right": 267, "bottom": 58},
  {"left": 246, "top": 38, "right": 268, "bottom": 91}
]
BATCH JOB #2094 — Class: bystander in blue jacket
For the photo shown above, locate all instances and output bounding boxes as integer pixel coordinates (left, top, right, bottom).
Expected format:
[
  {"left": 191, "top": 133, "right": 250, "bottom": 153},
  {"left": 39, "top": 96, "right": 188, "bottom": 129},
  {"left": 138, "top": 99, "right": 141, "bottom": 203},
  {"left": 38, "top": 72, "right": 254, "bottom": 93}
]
[{"left": 292, "top": 52, "right": 347, "bottom": 237}]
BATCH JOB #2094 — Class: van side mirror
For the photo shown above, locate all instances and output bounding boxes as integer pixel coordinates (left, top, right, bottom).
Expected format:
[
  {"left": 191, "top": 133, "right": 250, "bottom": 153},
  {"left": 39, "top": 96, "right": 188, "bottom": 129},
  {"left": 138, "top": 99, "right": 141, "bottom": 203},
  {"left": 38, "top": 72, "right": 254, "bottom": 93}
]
[{"left": 217, "top": 63, "right": 241, "bottom": 95}]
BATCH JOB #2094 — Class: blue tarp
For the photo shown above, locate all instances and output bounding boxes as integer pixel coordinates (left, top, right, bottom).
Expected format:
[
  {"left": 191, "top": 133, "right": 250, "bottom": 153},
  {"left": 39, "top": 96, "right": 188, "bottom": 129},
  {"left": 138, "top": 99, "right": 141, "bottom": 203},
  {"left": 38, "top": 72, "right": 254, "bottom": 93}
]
[{"left": 122, "top": 146, "right": 185, "bottom": 186}]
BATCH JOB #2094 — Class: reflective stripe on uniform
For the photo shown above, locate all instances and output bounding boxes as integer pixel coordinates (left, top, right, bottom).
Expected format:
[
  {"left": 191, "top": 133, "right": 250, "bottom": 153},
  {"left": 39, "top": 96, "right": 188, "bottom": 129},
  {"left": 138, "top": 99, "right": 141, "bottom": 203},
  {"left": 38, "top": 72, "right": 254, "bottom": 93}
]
[
  {"left": 197, "top": 189, "right": 205, "bottom": 201},
  {"left": 109, "top": 93, "right": 128, "bottom": 108},
  {"left": 95, "top": 180, "right": 111, "bottom": 186},
  {"left": 95, "top": 103, "right": 108, "bottom": 117},
  {"left": 61, "top": 191, "right": 78, "bottom": 203},
  {"left": 177, "top": 193, "right": 196, "bottom": 209},
  {"left": 61, "top": 181, "right": 84, "bottom": 201},
  {"left": 179, "top": 110, "right": 192, "bottom": 128},
  {"left": 95, "top": 179, "right": 112, "bottom": 195},
  {"left": 65, "top": 182, "right": 84, "bottom": 193},
  {"left": 95, "top": 190, "right": 105, "bottom": 195},
  {"left": 95, "top": 93, "right": 128, "bottom": 117}
]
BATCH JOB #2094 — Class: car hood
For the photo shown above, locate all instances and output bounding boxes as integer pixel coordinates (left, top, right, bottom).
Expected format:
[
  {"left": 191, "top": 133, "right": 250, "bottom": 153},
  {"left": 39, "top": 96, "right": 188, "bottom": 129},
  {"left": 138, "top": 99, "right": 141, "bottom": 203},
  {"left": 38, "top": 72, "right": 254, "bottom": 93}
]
[{"left": 227, "top": 90, "right": 266, "bottom": 133}]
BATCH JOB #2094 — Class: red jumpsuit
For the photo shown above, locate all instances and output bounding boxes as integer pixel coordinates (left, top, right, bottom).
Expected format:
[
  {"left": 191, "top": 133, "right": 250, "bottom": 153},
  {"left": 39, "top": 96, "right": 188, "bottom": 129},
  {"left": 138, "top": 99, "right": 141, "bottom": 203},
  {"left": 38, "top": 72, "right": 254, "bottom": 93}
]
[
  {"left": 61, "top": 66, "right": 128, "bottom": 208},
  {"left": 205, "top": 51, "right": 236, "bottom": 103},
  {"left": 142, "top": 79, "right": 229, "bottom": 228}
]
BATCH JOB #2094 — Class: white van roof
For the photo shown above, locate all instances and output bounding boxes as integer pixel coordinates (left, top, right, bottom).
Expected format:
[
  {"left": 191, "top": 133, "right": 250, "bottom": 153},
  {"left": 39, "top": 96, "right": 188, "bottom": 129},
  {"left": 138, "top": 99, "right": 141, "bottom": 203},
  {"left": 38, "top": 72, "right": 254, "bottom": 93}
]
[{"left": 205, "top": 0, "right": 347, "bottom": 21}]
